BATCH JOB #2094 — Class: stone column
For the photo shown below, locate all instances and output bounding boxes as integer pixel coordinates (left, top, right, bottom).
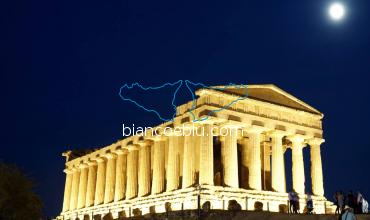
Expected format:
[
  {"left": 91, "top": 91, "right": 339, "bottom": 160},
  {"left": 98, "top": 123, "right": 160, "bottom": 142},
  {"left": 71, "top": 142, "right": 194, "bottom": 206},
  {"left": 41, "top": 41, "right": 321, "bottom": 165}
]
[
  {"left": 166, "top": 135, "right": 181, "bottom": 191},
  {"left": 182, "top": 126, "right": 196, "bottom": 188},
  {"left": 262, "top": 141, "right": 271, "bottom": 190},
  {"left": 240, "top": 137, "right": 250, "bottom": 189},
  {"left": 77, "top": 163, "right": 89, "bottom": 209},
  {"left": 308, "top": 138, "right": 325, "bottom": 196},
  {"left": 270, "top": 131, "right": 286, "bottom": 193},
  {"left": 62, "top": 168, "right": 73, "bottom": 212},
  {"left": 244, "top": 126, "right": 265, "bottom": 190},
  {"left": 289, "top": 135, "right": 306, "bottom": 195},
  {"left": 126, "top": 146, "right": 139, "bottom": 199},
  {"left": 114, "top": 149, "right": 127, "bottom": 201},
  {"left": 94, "top": 157, "right": 107, "bottom": 206},
  {"left": 85, "top": 160, "right": 97, "bottom": 207},
  {"left": 151, "top": 137, "right": 166, "bottom": 194},
  {"left": 104, "top": 153, "right": 117, "bottom": 204},
  {"left": 138, "top": 140, "right": 151, "bottom": 196},
  {"left": 221, "top": 124, "right": 239, "bottom": 188},
  {"left": 69, "top": 166, "right": 80, "bottom": 211},
  {"left": 199, "top": 123, "right": 214, "bottom": 185}
]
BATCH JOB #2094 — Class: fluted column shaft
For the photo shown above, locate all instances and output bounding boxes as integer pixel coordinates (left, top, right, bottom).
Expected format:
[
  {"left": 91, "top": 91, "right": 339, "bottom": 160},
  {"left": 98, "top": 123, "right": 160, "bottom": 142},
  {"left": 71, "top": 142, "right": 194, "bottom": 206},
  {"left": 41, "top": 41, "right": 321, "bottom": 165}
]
[
  {"left": 309, "top": 138, "right": 325, "bottom": 196},
  {"left": 151, "top": 138, "right": 165, "bottom": 194},
  {"left": 290, "top": 135, "right": 306, "bottom": 195},
  {"left": 85, "top": 161, "right": 97, "bottom": 207},
  {"left": 240, "top": 138, "right": 250, "bottom": 189},
  {"left": 104, "top": 154, "right": 117, "bottom": 204},
  {"left": 199, "top": 124, "right": 214, "bottom": 185},
  {"left": 114, "top": 149, "right": 127, "bottom": 201},
  {"left": 245, "top": 129, "right": 262, "bottom": 190},
  {"left": 69, "top": 167, "right": 80, "bottom": 211},
  {"left": 222, "top": 126, "right": 239, "bottom": 187},
  {"left": 62, "top": 169, "right": 73, "bottom": 212},
  {"left": 138, "top": 141, "right": 151, "bottom": 196},
  {"left": 77, "top": 164, "right": 88, "bottom": 209},
  {"left": 270, "top": 132, "right": 286, "bottom": 193},
  {"left": 94, "top": 157, "right": 106, "bottom": 205},
  {"left": 167, "top": 135, "right": 180, "bottom": 191},
  {"left": 126, "top": 147, "right": 139, "bottom": 199},
  {"left": 182, "top": 129, "right": 196, "bottom": 188}
]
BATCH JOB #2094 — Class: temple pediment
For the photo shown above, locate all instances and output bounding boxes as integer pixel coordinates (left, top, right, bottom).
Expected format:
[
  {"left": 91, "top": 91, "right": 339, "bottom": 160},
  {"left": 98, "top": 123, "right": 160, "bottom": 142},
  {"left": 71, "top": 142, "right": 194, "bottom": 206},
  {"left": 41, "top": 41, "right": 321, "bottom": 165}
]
[{"left": 212, "top": 84, "right": 322, "bottom": 115}]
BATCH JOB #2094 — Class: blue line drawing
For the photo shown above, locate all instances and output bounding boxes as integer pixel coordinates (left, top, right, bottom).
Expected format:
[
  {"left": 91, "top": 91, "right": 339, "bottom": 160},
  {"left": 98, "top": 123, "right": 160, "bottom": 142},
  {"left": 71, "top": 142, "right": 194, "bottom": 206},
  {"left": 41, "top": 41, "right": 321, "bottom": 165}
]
[{"left": 118, "top": 80, "right": 248, "bottom": 122}]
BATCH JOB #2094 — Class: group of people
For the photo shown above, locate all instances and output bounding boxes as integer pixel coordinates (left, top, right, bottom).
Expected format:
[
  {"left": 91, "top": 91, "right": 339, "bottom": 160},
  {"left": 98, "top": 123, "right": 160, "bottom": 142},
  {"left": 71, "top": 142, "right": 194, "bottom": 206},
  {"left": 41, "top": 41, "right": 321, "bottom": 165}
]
[
  {"left": 287, "top": 190, "right": 368, "bottom": 216},
  {"left": 288, "top": 191, "right": 315, "bottom": 214},
  {"left": 334, "top": 191, "right": 368, "bottom": 215},
  {"left": 288, "top": 190, "right": 303, "bottom": 214}
]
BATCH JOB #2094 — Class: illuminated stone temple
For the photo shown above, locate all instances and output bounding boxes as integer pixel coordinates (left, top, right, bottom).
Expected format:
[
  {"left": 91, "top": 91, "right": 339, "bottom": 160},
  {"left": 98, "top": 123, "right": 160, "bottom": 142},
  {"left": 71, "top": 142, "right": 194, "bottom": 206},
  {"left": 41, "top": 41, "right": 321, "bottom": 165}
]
[{"left": 57, "top": 84, "right": 332, "bottom": 220}]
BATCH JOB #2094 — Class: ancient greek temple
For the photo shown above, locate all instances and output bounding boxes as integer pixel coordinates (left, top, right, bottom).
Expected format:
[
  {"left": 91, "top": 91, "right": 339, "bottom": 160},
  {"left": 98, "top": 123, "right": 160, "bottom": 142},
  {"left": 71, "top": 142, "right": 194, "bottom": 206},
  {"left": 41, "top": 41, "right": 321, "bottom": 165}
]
[{"left": 57, "top": 84, "right": 331, "bottom": 220}]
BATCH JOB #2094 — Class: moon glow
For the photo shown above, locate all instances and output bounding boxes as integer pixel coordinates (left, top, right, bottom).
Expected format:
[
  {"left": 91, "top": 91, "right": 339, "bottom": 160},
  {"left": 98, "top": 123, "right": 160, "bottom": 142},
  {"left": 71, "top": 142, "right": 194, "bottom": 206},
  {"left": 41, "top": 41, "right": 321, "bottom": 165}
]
[{"left": 329, "top": 2, "right": 346, "bottom": 21}]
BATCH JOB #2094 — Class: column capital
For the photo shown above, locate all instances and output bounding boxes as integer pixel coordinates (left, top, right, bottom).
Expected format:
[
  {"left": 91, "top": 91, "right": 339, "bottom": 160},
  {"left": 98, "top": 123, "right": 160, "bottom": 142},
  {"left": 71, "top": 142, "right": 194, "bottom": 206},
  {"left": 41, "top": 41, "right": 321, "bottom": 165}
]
[
  {"left": 87, "top": 160, "right": 97, "bottom": 166},
  {"left": 104, "top": 153, "right": 117, "bottom": 159},
  {"left": 136, "top": 140, "right": 152, "bottom": 147},
  {"left": 115, "top": 148, "right": 128, "bottom": 155},
  {"left": 267, "top": 130, "right": 287, "bottom": 138},
  {"left": 162, "top": 127, "right": 184, "bottom": 137},
  {"left": 220, "top": 121, "right": 245, "bottom": 129},
  {"left": 181, "top": 122, "right": 199, "bottom": 131},
  {"left": 147, "top": 135, "right": 167, "bottom": 141},
  {"left": 243, "top": 125, "right": 269, "bottom": 134},
  {"left": 95, "top": 156, "right": 106, "bottom": 163},
  {"left": 307, "top": 137, "right": 325, "bottom": 146},
  {"left": 287, "top": 134, "right": 306, "bottom": 144},
  {"left": 127, "top": 144, "right": 139, "bottom": 151},
  {"left": 63, "top": 168, "right": 73, "bottom": 174},
  {"left": 79, "top": 163, "right": 89, "bottom": 169},
  {"left": 71, "top": 166, "right": 80, "bottom": 172}
]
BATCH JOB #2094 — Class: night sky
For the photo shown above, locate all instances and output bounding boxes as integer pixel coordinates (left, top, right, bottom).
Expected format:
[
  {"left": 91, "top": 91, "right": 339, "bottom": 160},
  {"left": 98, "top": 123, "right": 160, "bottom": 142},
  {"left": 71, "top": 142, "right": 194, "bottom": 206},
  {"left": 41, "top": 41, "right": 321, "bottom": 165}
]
[{"left": 1, "top": 0, "right": 370, "bottom": 217}]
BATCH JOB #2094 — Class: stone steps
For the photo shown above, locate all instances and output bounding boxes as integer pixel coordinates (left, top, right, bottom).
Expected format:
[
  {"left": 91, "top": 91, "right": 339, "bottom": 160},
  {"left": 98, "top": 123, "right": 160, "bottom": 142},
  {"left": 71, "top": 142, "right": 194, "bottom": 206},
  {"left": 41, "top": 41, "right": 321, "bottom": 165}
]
[{"left": 123, "top": 211, "right": 370, "bottom": 220}]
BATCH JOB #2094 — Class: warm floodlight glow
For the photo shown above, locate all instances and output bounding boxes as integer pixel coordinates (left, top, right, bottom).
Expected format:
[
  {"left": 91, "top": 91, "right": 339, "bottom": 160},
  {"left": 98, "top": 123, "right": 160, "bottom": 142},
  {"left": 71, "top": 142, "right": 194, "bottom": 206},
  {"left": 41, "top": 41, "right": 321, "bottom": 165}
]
[
  {"left": 58, "top": 84, "right": 331, "bottom": 220},
  {"left": 329, "top": 2, "right": 346, "bottom": 21}
]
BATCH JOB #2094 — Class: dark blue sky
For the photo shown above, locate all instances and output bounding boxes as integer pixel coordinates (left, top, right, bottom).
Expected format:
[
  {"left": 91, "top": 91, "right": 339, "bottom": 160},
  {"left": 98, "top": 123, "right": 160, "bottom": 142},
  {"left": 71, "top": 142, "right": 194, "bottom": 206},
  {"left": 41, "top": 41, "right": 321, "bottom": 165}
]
[{"left": 1, "top": 0, "right": 370, "bottom": 217}]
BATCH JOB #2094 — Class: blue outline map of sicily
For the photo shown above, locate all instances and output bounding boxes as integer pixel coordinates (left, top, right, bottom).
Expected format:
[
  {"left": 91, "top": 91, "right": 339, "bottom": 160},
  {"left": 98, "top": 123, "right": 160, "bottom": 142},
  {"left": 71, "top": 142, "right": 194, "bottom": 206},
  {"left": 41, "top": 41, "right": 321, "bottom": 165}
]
[{"left": 118, "top": 80, "right": 248, "bottom": 122}]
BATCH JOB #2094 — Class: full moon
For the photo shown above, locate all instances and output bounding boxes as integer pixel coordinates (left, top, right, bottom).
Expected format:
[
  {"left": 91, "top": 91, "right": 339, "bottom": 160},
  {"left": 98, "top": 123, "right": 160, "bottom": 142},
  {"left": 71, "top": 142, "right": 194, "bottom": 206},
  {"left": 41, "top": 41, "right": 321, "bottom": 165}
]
[{"left": 328, "top": 2, "right": 346, "bottom": 21}]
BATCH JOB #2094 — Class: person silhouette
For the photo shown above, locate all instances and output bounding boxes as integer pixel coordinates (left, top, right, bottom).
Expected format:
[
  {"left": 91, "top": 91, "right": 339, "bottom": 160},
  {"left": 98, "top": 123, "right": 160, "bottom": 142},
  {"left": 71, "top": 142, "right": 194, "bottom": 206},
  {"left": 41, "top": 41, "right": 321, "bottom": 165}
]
[
  {"left": 288, "top": 190, "right": 294, "bottom": 213},
  {"left": 306, "top": 192, "right": 314, "bottom": 214}
]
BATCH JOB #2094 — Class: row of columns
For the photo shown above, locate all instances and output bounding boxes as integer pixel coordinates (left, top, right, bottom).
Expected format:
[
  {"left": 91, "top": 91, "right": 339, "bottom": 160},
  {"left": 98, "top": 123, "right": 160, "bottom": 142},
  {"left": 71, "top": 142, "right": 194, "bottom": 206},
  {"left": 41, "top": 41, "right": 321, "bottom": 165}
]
[{"left": 62, "top": 124, "right": 325, "bottom": 213}]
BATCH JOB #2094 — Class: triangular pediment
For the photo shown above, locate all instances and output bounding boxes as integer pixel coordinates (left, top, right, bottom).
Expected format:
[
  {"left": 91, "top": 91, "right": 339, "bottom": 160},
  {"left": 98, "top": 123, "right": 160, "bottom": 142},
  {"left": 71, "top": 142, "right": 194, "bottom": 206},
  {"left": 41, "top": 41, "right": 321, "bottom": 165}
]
[{"left": 211, "top": 84, "right": 322, "bottom": 115}]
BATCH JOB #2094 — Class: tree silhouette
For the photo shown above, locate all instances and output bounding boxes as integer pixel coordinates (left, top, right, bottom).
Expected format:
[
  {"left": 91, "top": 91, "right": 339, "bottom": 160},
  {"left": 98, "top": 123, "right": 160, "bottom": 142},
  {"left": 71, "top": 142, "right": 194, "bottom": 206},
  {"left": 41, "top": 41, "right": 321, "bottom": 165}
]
[{"left": 0, "top": 162, "right": 42, "bottom": 220}]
